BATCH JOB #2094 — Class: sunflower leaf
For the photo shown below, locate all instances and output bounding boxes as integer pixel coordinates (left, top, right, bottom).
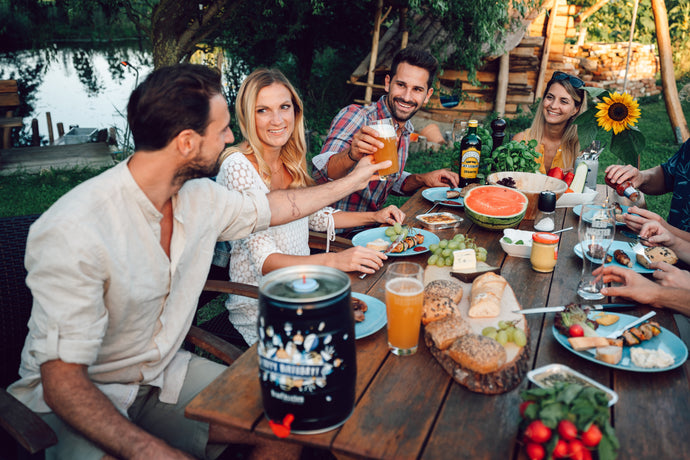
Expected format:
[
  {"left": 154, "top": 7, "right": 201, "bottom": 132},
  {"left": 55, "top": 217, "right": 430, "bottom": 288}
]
[
  {"left": 573, "top": 108, "right": 600, "bottom": 151},
  {"left": 610, "top": 129, "right": 646, "bottom": 166},
  {"left": 582, "top": 86, "right": 608, "bottom": 100}
]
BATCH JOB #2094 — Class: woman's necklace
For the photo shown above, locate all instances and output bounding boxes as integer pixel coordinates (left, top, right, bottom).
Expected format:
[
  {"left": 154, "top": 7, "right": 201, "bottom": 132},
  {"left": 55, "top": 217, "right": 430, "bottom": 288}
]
[{"left": 269, "top": 163, "right": 285, "bottom": 190}]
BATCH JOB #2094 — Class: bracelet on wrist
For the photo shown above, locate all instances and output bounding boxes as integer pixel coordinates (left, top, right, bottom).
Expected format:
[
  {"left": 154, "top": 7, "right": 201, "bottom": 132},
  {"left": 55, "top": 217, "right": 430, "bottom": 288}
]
[{"left": 347, "top": 149, "right": 357, "bottom": 162}]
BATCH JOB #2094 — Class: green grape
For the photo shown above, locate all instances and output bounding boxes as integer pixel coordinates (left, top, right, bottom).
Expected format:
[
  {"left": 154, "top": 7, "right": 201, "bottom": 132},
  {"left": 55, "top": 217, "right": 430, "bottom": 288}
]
[
  {"left": 390, "top": 234, "right": 398, "bottom": 242},
  {"left": 514, "top": 329, "right": 527, "bottom": 347},
  {"left": 505, "top": 327, "right": 516, "bottom": 342},
  {"left": 429, "top": 243, "right": 439, "bottom": 253},
  {"left": 447, "top": 241, "right": 459, "bottom": 250},
  {"left": 457, "top": 242, "right": 466, "bottom": 250},
  {"left": 481, "top": 327, "right": 498, "bottom": 338},
  {"left": 400, "top": 228, "right": 409, "bottom": 239},
  {"left": 441, "top": 248, "right": 452, "bottom": 257},
  {"left": 476, "top": 251, "right": 487, "bottom": 262},
  {"left": 496, "top": 330, "right": 508, "bottom": 345},
  {"left": 393, "top": 222, "right": 402, "bottom": 234},
  {"left": 384, "top": 227, "right": 396, "bottom": 237},
  {"left": 435, "top": 257, "right": 446, "bottom": 267},
  {"left": 444, "top": 256, "right": 454, "bottom": 266},
  {"left": 453, "top": 233, "right": 465, "bottom": 242},
  {"left": 498, "top": 320, "right": 510, "bottom": 330},
  {"left": 428, "top": 254, "right": 438, "bottom": 265},
  {"left": 434, "top": 248, "right": 444, "bottom": 256},
  {"left": 438, "top": 239, "right": 448, "bottom": 249}
]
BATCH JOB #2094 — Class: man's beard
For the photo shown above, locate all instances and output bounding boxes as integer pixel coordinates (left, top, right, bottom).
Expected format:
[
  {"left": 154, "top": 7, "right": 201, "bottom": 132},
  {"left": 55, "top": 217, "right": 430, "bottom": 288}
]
[
  {"left": 387, "top": 96, "right": 419, "bottom": 122},
  {"left": 173, "top": 153, "right": 219, "bottom": 186}
]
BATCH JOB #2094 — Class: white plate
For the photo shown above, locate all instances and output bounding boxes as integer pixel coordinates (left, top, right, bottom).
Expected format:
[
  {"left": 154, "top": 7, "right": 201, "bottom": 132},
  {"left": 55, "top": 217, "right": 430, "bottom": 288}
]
[
  {"left": 553, "top": 312, "right": 688, "bottom": 372},
  {"left": 421, "top": 187, "right": 464, "bottom": 208},
  {"left": 353, "top": 292, "right": 386, "bottom": 339},
  {"left": 573, "top": 204, "right": 628, "bottom": 226},
  {"left": 556, "top": 187, "right": 598, "bottom": 208},
  {"left": 573, "top": 240, "right": 654, "bottom": 274},
  {"left": 351, "top": 227, "right": 439, "bottom": 256}
]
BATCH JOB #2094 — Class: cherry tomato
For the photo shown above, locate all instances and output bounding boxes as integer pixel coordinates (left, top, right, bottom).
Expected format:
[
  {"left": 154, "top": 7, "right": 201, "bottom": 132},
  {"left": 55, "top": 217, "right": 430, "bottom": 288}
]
[
  {"left": 524, "top": 420, "right": 551, "bottom": 444},
  {"left": 525, "top": 442, "right": 546, "bottom": 460},
  {"left": 552, "top": 439, "right": 569, "bottom": 459},
  {"left": 547, "top": 167, "right": 565, "bottom": 181},
  {"left": 519, "top": 400, "right": 535, "bottom": 417},
  {"left": 557, "top": 419, "right": 578, "bottom": 441},
  {"left": 564, "top": 171, "right": 575, "bottom": 186},
  {"left": 569, "top": 324, "right": 584, "bottom": 337},
  {"left": 568, "top": 439, "right": 587, "bottom": 460},
  {"left": 582, "top": 423, "right": 603, "bottom": 447}
]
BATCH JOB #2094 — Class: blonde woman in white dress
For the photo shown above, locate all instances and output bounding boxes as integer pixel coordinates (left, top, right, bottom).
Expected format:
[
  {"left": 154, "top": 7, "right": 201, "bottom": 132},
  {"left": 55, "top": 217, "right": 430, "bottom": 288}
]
[{"left": 216, "top": 68, "right": 404, "bottom": 345}]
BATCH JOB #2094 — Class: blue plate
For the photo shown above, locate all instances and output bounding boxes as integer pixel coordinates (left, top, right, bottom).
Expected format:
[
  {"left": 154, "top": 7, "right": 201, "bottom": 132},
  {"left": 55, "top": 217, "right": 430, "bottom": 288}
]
[
  {"left": 421, "top": 187, "right": 464, "bottom": 208},
  {"left": 574, "top": 204, "right": 628, "bottom": 226},
  {"left": 553, "top": 312, "right": 688, "bottom": 372},
  {"left": 351, "top": 227, "right": 439, "bottom": 257},
  {"left": 573, "top": 240, "right": 654, "bottom": 274},
  {"left": 353, "top": 292, "right": 386, "bottom": 339}
]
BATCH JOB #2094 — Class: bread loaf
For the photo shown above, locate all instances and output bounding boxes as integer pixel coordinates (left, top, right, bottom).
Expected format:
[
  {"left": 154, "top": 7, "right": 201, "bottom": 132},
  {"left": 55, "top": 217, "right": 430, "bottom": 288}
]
[
  {"left": 366, "top": 238, "right": 389, "bottom": 251},
  {"left": 468, "top": 272, "right": 507, "bottom": 318},
  {"left": 425, "top": 316, "right": 472, "bottom": 350},
  {"left": 595, "top": 345, "right": 622, "bottom": 365},
  {"left": 424, "top": 279, "right": 464, "bottom": 305},
  {"left": 636, "top": 246, "right": 678, "bottom": 268},
  {"left": 446, "top": 334, "right": 507, "bottom": 374}
]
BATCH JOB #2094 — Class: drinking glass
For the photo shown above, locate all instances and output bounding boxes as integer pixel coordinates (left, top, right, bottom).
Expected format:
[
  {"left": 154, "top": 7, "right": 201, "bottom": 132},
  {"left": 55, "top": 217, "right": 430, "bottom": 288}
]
[
  {"left": 384, "top": 262, "right": 424, "bottom": 356},
  {"left": 367, "top": 118, "right": 399, "bottom": 180},
  {"left": 452, "top": 119, "right": 467, "bottom": 144},
  {"left": 577, "top": 204, "right": 616, "bottom": 300}
]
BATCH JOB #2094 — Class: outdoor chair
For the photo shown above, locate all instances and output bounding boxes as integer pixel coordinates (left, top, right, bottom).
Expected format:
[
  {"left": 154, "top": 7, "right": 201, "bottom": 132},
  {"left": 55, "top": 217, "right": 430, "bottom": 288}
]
[{"left": 0, "top": 214, "right": 262, "bottom": 459}]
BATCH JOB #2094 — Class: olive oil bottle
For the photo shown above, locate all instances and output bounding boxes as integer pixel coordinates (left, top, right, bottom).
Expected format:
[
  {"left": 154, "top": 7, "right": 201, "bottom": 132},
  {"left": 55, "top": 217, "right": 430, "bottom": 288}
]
[{"left": 459, "top": 120, "right": 481, "bottom": 187}]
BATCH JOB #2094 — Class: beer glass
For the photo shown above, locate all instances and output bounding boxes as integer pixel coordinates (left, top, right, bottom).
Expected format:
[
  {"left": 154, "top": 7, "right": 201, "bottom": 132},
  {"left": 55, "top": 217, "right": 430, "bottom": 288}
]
[
  {"left": 367, "top": 118, "right": 399, "bottom": 180},
  {"left": 452, "top": 119, "right": 467, "bottom": 144},
  {"left": 385, "top": 262, "right": 424, "bottom": 356},
  {"left": 577, "top": 204, "right": 616, "bottom": 300}
]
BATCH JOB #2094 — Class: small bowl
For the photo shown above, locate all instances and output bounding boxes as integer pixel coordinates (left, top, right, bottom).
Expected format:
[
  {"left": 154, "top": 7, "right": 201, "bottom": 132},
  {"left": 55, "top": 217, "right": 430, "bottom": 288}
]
[
  {"left": 527, "top": 363, "right": 618, "bottom": 406},
  {"left": 415, "top": 212, "right": 463, "bottom": 230},
  {"left": 487, "top": 172, "right": 568, "bottom": 220},
  {"left": 500, "top": 229, "right": 534, "bottom": 258}
]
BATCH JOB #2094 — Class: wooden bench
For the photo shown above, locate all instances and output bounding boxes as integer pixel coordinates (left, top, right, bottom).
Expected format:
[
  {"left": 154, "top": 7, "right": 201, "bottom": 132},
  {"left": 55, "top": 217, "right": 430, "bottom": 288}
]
[{"left": 0, "top": 80, "right": 23, "bottom": 150}]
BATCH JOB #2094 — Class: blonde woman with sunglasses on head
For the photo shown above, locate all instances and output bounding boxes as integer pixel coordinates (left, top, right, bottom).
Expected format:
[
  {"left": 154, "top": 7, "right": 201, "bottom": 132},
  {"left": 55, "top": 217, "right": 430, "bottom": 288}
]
[
  {"left": 514, "top": 71, "right": 587, "bottom": 174},
  {"left": 216, "top": 68, "right": 404, "bottom": 345}
]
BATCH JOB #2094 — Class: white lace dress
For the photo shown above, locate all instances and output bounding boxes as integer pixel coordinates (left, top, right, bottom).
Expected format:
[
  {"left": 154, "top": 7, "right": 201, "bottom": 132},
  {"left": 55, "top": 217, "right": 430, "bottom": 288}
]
[{"left": 216, "top": 151, "right": 338, "bottom": 345}]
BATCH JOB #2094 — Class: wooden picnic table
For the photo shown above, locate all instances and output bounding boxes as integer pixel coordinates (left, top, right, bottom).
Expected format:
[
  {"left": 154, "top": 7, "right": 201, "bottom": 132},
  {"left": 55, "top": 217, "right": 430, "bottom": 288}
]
[{"left": 186, "top": 185, "right": 690, "bottom": 459}]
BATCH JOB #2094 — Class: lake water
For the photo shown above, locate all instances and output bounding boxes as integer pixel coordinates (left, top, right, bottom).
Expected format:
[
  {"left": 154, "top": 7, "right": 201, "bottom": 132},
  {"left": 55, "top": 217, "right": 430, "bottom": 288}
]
[{"left": 0, "top": 43, "right": 154, "bottom": 146}]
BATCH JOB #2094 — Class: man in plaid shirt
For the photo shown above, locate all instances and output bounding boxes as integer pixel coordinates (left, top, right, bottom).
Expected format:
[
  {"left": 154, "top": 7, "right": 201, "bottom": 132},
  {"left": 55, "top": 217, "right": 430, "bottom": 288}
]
[{"left": 312, "top": 46, "right": 458, "bottom": 235}]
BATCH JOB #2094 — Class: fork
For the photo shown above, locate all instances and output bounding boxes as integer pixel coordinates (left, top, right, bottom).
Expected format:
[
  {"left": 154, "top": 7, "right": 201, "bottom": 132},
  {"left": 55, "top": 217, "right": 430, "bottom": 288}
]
[{"left": 628, "top": 241, "right": 651, "bottom": 265}]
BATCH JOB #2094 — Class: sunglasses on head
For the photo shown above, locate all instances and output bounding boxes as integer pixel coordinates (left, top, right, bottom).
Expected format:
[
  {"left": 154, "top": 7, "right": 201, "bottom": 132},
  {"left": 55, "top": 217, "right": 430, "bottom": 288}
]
[{"left": 550, "top": 71, "right": 584, "bottom": 88}]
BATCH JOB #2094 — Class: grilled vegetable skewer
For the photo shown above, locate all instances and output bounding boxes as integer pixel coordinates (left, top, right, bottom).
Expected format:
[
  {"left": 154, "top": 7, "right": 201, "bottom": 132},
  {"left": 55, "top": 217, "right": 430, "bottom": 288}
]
[
  {"left": 621, "top": 320, "right": 662, "bottom": 346},
  {"left": 614, "top": 249, "right": 633, "bottom": 268},
  {"left": 389, "top": 233, "right": 425, "bottom": 253}
]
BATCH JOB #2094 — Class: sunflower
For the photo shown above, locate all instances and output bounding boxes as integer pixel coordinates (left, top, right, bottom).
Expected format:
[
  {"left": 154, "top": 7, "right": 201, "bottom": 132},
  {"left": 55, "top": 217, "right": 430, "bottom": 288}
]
[{"left": 595, "top": 92, "right": 641, "bottom": 134}]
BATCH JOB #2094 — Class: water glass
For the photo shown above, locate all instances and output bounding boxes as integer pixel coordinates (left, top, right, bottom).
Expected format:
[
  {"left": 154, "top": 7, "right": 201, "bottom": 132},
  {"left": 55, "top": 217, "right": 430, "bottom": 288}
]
[
  {"left": 384, "top": 262, "right": 424, "bottom": 356},
  {"left": 577, "top": 204, "right": 616, "bottom": 300},
  {"left": 367, "top": 118, "right": 398, "bottom": 180}
]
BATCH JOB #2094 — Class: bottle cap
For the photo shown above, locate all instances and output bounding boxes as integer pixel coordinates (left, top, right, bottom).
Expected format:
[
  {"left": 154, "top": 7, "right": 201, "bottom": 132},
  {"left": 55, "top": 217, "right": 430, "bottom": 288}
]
[
  {"left": 538, "top": 191, "right": 557, "bottom": 212},
  {"left": 532, "top": 232, "right": 560, "bottom": 244},
  {"left": 468, "top": 120, "right": 478, "bottom": 127}
]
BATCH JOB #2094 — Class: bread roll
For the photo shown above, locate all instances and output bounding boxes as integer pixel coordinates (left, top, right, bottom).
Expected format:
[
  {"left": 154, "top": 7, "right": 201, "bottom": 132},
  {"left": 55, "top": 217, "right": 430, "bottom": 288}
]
[
  {"left": 424, "top": 279, "right": 464, "bottom": 305},
  {"left": 468, "top": 272, "right": 507, "bottom": 318},
  {"left": 595, "top": 345, "right": 622, "bottom": 365},
  {"left": 425, "top": 316, "right": 472, "bottom": 350},
  {"left": 446, "top": 334, "right": 506, "bottom": 374},
  {"left": 636, "top": 246, "right": 678, "bottom": 268},
  {"left": 421, "top": 297, "right": 454, "bottom": 325}
]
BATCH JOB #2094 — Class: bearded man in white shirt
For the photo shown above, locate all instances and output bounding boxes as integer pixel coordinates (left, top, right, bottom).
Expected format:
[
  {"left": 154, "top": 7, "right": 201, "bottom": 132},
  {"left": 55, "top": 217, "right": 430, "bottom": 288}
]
[{"left": 7, "top": 64, "right": 389, "bottom": 460}]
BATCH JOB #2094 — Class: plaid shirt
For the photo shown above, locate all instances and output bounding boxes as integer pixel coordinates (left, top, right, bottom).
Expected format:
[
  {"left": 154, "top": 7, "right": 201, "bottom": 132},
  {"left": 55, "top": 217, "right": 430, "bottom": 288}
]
[{"left": 312, "top": 96, "right": 413, "bottom": 221}]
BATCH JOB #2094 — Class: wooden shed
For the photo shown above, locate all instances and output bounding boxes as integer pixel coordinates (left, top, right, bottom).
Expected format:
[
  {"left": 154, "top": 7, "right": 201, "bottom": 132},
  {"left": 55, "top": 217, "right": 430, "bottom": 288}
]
[{"left": 349, "top": 1, "right": 661, "bottom": 123}]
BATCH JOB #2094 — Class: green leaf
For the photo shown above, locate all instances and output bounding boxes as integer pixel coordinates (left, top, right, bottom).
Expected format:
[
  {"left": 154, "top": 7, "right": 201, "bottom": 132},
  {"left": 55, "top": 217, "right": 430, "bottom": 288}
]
[
  {"left": 573, "top": 108, "right": 601, "bottom": 152},
  {"left": 583, "top": 86, "right": 608, "bottom": 99},
  {"left": 610, "top": 128, "right": 647, "bottom": 166},
  {"left": 538, "top": 402, "right": 566, "bottom": 428}
]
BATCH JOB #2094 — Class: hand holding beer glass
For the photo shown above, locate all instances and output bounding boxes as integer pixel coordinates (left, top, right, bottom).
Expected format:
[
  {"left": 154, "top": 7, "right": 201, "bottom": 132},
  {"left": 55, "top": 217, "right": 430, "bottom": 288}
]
[
  {"left": 385, "top": 262, "right": 424, "bottom": 356},
  {"left": 367, "top": 118, "right": 399, "bottom": 181}
]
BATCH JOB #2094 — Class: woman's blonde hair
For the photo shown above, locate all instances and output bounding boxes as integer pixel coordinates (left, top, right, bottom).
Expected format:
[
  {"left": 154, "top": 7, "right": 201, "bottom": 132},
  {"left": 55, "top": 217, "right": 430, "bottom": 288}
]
[
  {"left": 220, "top": 68, "right": 313, "bottom": 188},
  {"left": 527, "top": 76, "right": 587, "bottom": 169}
]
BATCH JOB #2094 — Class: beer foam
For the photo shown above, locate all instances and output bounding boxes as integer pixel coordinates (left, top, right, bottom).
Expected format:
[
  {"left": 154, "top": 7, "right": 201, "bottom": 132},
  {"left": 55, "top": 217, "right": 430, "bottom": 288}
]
[{"left": 372, "top": 123, "right": 396, "bottom": 138}]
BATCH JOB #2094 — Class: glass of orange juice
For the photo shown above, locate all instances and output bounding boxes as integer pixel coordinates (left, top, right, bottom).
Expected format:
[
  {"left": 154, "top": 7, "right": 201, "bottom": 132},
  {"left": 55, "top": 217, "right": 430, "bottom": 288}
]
[
  {"left": 367, "top": 118, "right": 399, "bottom": 181},
  {"left": 385, "top": 262, "right": 424, "bottom": 356}
]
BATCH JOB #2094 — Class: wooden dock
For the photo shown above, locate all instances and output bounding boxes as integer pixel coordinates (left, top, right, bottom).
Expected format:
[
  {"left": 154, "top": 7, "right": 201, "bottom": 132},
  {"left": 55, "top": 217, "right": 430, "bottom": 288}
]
[{"left": 0, "top": 142, "right": 117, "bottom": 175}]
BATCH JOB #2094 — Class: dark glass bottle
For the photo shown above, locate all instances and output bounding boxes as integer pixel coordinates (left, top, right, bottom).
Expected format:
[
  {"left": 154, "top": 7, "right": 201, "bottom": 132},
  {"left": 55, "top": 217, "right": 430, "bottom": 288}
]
[{"left": 459, "top": 120, "right": 481, "bottom": 188}]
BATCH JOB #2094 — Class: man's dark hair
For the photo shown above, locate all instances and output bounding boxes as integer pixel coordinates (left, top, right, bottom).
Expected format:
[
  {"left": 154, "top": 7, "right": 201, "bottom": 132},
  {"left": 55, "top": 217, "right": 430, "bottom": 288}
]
[
  {"left": 390, "top": 46, "right": 439, "bottom": 89},
  {"left": 127, "top": 64, "right": 224, "bottom": 151}
]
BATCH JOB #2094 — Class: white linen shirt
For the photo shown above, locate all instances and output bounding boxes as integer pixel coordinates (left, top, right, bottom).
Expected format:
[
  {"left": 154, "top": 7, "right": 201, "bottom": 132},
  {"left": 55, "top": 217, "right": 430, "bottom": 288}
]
[{"left": 8, "top": 160, "right": 270, "bottom": 414}]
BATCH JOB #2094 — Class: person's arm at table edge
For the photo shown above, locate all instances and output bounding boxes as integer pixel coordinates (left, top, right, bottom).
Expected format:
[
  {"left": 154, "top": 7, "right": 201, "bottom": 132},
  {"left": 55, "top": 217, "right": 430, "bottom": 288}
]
[
  {"left": 637, "top": 165, "right": 668, "bottom": 196},
  {"left": 41, "top": 360, "right": 190, "bottom": 459},
  {"left": 323, "top": 147, "right": 358, "bottom": 180},
  {"left": 400, "top": 169, "right": 459, "bottom": 194},
  {"left": 267, "top": 156, "right": 388, "bottom": 226}
]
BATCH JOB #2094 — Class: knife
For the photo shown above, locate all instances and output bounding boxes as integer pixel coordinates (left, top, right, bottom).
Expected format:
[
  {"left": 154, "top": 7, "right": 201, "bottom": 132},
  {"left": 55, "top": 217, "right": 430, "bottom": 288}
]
[
  {"left": 512, "top": 303, "right": 636, "bottom": 314},
  {"left": 605, "top": 311, "right": 656, "bottom": 339},
  {"left": 384, "top": 233, "right": 406, "bottom": 254}
]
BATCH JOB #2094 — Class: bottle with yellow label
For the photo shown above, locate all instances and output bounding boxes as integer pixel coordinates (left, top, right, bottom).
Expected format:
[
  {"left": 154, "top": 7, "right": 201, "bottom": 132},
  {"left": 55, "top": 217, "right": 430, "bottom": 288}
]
[{"left": 459, "top": 120, "right": 481, "bottom": 188}]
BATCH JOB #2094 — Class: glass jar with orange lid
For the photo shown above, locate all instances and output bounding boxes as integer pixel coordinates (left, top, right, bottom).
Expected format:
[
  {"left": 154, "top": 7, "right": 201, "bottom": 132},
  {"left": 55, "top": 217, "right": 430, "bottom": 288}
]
[{"left": 530, "top": 232, "right": 560, "bottom": 273}]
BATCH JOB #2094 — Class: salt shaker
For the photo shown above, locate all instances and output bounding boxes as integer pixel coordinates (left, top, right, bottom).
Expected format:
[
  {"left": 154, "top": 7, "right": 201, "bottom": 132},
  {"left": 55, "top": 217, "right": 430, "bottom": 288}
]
[{"left": 534, "top": 191, "right": 556, "bottom": 232}]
